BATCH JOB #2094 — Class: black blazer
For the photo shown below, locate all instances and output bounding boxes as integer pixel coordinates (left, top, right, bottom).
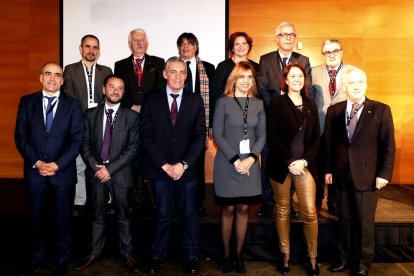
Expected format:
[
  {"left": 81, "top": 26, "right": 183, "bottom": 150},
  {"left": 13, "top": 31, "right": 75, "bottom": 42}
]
[
  {"left": 63, "top": 61, "right": 113, "bottom": 111},
  {"left": 81, "top": 104, "right": 140, "bottom": 188},
  {"left": 114, "top": 54, "right": 165, "bottom": 108},
  {"left": 14, "top": 91, "right": 84, "bottom": 186},
  {"left": 266, "top": 94, "right": 320, "bottom": 183},
  {"left": 324, "top": 99, "right": 395, "bottom": 191},
  {"left": 257, "top": 50, "right": 312, "bottom": 108},
  {"left": 140, "top": 88, "right": 206, "bottom": 181}
]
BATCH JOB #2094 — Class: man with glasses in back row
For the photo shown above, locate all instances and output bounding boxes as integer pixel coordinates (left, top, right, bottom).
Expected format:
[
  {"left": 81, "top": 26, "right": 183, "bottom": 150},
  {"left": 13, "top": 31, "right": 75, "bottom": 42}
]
[
  {"left": 257, "top": 21, "right": 312, "bottom": 217},
  {"left": 312, "top": 39, "right": 355, "bottom": 215}
]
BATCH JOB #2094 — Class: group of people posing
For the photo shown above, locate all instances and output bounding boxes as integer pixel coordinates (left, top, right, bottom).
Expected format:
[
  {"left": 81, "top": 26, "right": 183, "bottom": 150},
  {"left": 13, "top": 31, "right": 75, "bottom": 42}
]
[{"left": 14, "top": 21, "right": 395, "bottom": 276}]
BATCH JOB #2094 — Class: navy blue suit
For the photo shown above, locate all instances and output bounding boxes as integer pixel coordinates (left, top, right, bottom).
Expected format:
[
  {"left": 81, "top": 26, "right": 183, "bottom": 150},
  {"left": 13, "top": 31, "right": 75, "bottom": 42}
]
[
  {"left": 140, "top": 88, "right": 206, "bottom": 260},
  {"left": 15, "top": 91, "right": 84, "bottom": 265}
]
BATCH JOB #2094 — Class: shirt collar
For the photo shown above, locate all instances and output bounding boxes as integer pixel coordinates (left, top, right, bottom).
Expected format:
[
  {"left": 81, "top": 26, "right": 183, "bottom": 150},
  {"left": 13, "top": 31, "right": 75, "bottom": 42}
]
[
  {"left": 166, "top": 86, "right": 184, "bottom": 98},
  {"left": 42, "top": 91, "right": 60, "bottom": 99},
  {"left": 104, "top": 102, "right": 120, "bottom": 114}
]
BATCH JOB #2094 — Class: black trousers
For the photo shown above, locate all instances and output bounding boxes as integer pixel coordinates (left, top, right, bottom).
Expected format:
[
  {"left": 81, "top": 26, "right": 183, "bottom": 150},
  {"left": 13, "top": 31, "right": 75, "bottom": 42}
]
[{"left": 336, "top": 170, "right": 378, "bottom": 270}]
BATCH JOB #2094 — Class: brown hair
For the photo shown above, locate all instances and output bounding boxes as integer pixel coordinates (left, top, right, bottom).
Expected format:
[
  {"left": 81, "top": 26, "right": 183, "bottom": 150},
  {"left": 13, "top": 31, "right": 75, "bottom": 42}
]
[
  {"left": 223, "top": 61, "right": 257, "bottom": 97},
  {"left": 228, "top": 32, "right": 253, "bottom": 56},
  {"left": 280, "top": 63, "right": 310, "bottom": 99}
]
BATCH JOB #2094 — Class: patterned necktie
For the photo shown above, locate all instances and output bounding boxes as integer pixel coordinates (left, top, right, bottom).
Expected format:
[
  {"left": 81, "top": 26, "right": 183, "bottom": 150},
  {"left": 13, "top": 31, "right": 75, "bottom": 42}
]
[
  {"left": 281, "top": 57, "right": 288, "bottom": 70},
  {"left": 348, "top": 103, "right": 358, "bottom": 141},
  {"left": 185, "top": 61, "right": 193, "bottom": 92},
  {"left": 135, "top": 58, "right": 143, "bottom": 85},
  {"left": 45, "top": 96, "right": 56, "bottom": 132},
  {"left": 329, "top": 69, "right": 337, "bottom": 97},
  {"left": 170, "top": 94, "right": 179, "bottom": 126},
  {"left": 101, "top": 108, "right": 114, "bottom": 162}
]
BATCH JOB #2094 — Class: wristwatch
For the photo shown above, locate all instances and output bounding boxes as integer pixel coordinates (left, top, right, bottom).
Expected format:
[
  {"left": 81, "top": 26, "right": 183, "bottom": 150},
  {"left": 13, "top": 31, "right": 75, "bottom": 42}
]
[{"left": 180, "top": 161, "right": 188, "bottom": 170}]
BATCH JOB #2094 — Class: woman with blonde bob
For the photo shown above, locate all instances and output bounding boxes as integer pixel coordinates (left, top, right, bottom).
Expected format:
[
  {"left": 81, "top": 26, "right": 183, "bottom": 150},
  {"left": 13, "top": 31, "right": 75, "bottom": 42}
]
[{"left": 213, "top": 61, "right": 266, "bottom": 273}]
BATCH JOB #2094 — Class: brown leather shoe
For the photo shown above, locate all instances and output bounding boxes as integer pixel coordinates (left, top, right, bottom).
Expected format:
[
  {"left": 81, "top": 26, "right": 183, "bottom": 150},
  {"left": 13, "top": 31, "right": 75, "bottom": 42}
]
[{"left": 74, "top": 256, "right": 97, "bottom": 270}]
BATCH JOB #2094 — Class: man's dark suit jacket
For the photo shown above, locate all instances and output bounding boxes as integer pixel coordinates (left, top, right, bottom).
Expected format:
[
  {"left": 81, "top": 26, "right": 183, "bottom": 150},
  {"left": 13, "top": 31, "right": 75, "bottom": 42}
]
[
  {"left": 63, "top": 61, "right": 113, "bottom": 111},
  {"left": 140, "top": 89, "right": 206, "bottom": 181},
  {"left": 81, "top": 104, "right": 140, "bottom": 188},
  {"left": 258, "top": 50, "right": 312, "bottom": 108},
  {"left": 266, "top": 94, "right": 320, "bottom": 183},
  {"left": 324, "top": 99, "right": 395, "bottom": 191},
  {"left": 114, "top": 54, "right": 165, "bottom": 108},
  {"left": 14, "top": 91, "right": 84, "bottom": 185}
]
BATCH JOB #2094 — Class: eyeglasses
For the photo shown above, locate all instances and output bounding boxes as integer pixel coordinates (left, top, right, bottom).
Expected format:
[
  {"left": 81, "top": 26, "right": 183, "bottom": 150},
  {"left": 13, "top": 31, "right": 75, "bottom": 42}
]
[
  {"left": 322, "top": 49, "right": 342, "bottom": 57},
  {"left": 277, "top": 33, "right": 297, "bottom": 39}
]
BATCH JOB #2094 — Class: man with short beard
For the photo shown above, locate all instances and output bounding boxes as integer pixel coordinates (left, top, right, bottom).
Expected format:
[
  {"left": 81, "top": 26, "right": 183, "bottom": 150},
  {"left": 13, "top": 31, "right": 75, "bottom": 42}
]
[
  {"left": 63, "top": 34, "right": 112, "bottom": 215},
  {"left": 76, "top": 75, "right": 140, "bottom": 271}
]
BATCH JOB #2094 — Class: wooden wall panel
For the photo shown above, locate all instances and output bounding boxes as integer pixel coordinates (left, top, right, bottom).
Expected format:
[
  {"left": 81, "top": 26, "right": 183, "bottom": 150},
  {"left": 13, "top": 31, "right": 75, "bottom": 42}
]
[
  {"left": 229, "top": 0, "right": 414, "bottom": 184},
  {"left": 0, "top": 0, "right": 60, "bottom": 178}
]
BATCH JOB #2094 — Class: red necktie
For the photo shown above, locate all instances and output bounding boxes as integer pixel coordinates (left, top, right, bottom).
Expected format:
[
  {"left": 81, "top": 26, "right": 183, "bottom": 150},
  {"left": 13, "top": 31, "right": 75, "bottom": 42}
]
[
  {"left": 329, "top": 69, "right": 337, "bottom": 97},
  {"left": 170, "top": 94, "right": 179, "bottom": 126},
  {"left": 135, "top": 58, "right": 143, "bottom": 85}
]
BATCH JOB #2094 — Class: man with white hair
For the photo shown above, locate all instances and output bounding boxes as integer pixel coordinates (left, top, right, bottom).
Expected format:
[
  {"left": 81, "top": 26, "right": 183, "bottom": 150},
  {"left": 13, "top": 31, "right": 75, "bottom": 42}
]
[
  {"left": 114, "top": 28, "right": 165, "bottom": 212},
  {"left": 324, "top": 67, "right": 395, "bottom": 276}
]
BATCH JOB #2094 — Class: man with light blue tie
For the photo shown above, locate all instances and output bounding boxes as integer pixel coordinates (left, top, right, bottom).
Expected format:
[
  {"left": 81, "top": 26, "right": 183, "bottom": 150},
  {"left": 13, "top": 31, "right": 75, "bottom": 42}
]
[{"left": 15, "top": 62, "right": 84, "bottom": 275}]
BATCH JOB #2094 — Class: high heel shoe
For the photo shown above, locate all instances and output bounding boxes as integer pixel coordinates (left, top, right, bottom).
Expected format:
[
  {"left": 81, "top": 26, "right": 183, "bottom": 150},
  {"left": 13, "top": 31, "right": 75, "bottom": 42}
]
[
  {"left": 308, "top": 261, "right": 319, "bottom": 276},
  {"left": 221, "top": 256, "right": 233, "bottom": 273},
  {"left": 279, "top": 262, "right": 289, "bottom": 274},
  {"left": 234, "top": 255, "right": 246, "bottom": 273}
]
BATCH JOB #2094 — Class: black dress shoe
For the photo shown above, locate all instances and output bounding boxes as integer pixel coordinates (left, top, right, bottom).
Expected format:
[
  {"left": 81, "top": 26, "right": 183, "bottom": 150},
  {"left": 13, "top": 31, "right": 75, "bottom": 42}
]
[
  {"left": 352, "top": 268, "right": 368, "bottom": 276},
  {"left": 148, "top": 259, "right": 161, "bottom": 274},
  {"left": 308, "top": 262, "right": 320, "bottom": 276},
  {"left": 74, "top": 255, "right": 98, "bottom": 270},
  {"left": 56, "top": 263, "right": 67, "bottom": 276},
  {"left": 234, "top": 255, "right": 246, "bottom": 273},
  {"left": 124, "top": 257, "right": 140, "bottom": 272},
  {"left": 328, "top": 260, "right": 349, "bottom": 272},
  {"left": 184, "top": 259, "right": 199, "bottom": 274}
]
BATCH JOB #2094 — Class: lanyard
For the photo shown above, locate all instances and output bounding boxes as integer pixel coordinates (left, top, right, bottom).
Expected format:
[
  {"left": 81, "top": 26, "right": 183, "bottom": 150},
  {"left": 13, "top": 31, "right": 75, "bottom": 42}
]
[
  {"left": 233, "top": 95, "right": 249, "bottom": 139},
  {"left": 346, "top": 101, "right": 365, "bottom": 127},
  {"left": 84, "top": 64, "right": 94, "bottom": 103}
]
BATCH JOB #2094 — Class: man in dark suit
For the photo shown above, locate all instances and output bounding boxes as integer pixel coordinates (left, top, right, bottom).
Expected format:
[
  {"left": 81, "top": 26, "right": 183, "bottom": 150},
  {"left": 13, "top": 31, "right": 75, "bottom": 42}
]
[
  {"left": 63, "top": 34, "right": 113, "bottom": 214},
  {"left": 257, "top": 21, "right": 312, "bottom": 217},
  {"left": 75, "top": 75, "right": 139, "bottom": 271},
  {"left": 114, "top": 28, "right": 165, "bottom": 211},
  {"left": 140, "top": 57, "right": 206, "bottom": 274},
  {"left": 324, "top": 67, "right": 395, "bottom": 276},
  {"left": 177, "top": 32, "right": 215, "bottom": 213},
  {"left": 14, "top": 62, "right": 84, "bottom": 275}
]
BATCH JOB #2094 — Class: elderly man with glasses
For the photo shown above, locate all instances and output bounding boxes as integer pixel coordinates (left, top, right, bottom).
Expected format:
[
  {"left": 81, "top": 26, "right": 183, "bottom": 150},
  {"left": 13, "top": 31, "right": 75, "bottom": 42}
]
[
  {"left": 311, "top": 39, "right": 356, "bottom": 216},
  {"left": 256, "top": 21, "right": 312, "bottom": 219}
]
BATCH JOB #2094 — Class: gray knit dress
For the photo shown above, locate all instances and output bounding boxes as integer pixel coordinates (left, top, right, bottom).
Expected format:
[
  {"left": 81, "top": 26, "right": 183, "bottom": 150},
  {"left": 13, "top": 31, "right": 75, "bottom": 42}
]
[{"left": 212, "top": 96, "right": 266, "bottom": 201}]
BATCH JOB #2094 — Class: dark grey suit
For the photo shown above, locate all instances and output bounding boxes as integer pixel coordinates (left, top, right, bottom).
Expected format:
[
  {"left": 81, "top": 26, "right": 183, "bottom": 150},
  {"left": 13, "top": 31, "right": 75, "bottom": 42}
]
[
  {"left": 63, "top": 61, "right": 113, "bottom": 111},
  {"left": 81, "top": 104, "right": 139, "bottom": 259},
  {"left": 257, "top": 50, "right": 312, "bottom": 108},
  {"left": 325, "top": 98, "right": 395, "bottom": 270}
]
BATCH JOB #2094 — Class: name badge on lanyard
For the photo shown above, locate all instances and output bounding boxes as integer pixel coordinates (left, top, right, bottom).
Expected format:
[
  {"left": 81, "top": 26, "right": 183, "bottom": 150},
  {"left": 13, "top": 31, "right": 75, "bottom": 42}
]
[{"left": 234, "top": 96, "right": 251, "bottom": 154}]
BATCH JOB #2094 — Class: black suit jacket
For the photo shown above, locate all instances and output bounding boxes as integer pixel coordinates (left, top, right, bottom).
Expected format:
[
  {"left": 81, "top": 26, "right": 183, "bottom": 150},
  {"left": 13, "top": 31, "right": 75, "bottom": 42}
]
[
  {"left": 140, "top": 88, "right": 206, "bottom": 181},
  {"left": 114, "top": 54, "right": 165, "bottom": 108},
  {"left": 63, "top": 61, "right": 113, "bottom": 111},
  {"left": 14, "top": 91, "right": 84, "bottom": 186},
  {"left": 258, "top": 50, "right": 312, "bottom": 108},
  {"left": 324, "top": 99, "right": 395, "bottom": 191},
  {"left": 266, "top": 94, "right": 320, "bottom": 183},
  {"left": 81, "top": 104, "right": 140, "bottom": 188}
]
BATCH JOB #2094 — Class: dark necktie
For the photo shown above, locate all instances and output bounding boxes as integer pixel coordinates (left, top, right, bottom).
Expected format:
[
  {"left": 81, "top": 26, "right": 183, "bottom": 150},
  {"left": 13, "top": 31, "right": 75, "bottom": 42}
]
[
  {"left": 170, "top": 94, "right": 179, "bottom": 126},
  {"left": 348, "top": 103, "right": 358, "bottom": 141},
  {"left": 101, "top": 108, "right": 114, "bottom": 162},
  {"left": 281, "top": 57, "right": 288, "bottom": 70},
  {"left": 45, "top": 96, "right": 56, "bottom": 132},
  {"left": 185, "top": 61, "right": 193, "bottom": 92},
  {"left": 329, "top": 69, "right": 337, "bottom": 97},
  {"left": 135, "top": 58, "right": 143, "bottom": 85}
]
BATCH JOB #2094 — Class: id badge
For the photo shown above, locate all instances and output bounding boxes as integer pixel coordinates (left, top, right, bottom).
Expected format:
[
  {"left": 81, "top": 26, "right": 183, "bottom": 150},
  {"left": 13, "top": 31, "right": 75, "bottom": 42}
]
[
  {"left": 239, "top": 139, "right": 250, "bottom": 154},
  {"left": 89, "top": 102, "right": 98, "bottom": 108}
]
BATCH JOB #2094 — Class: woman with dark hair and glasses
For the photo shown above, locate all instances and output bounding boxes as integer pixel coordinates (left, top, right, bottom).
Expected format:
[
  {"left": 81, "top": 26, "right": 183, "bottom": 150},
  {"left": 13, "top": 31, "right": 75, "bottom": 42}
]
[{"left": 267, "top": 63, "right": 320, "bottom": 275}]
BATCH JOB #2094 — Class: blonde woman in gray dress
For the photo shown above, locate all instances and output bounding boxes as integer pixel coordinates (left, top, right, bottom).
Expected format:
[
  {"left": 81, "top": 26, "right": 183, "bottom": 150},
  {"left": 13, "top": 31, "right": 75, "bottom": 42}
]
[{"left": 213, "top": 61, "right": 266, "bottom": 273}]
